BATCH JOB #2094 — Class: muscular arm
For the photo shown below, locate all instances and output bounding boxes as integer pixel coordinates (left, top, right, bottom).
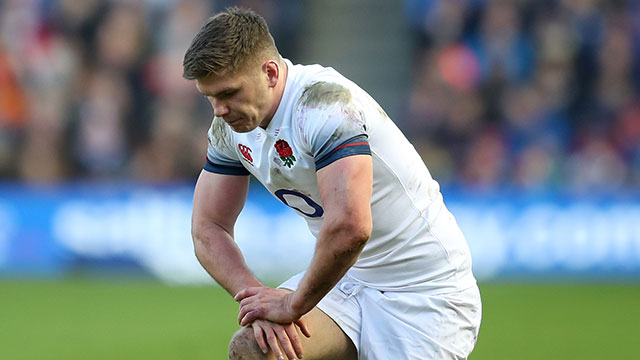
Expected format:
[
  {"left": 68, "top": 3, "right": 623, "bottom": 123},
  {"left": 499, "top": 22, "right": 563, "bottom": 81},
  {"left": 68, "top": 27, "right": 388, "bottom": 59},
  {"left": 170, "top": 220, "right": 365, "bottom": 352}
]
[
  {"left": 193, "top": 170, "right": 311, "bottom": 359},
  {"left": 288, "top": 154, "right": 373, "bottom": 316},
  {"left": 191, "top": 170, "right": 261, "bottom": 296},
  {"left": 236, "top": 154, "right": 373, "bottom": 324}
]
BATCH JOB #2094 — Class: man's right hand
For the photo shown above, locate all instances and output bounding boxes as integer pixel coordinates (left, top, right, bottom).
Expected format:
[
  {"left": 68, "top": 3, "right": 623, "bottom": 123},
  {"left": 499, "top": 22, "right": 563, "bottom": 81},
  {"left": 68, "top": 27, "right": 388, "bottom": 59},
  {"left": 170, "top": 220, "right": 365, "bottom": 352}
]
[{"left": 249, "top": 319, "right": 311, "bottom": 360}]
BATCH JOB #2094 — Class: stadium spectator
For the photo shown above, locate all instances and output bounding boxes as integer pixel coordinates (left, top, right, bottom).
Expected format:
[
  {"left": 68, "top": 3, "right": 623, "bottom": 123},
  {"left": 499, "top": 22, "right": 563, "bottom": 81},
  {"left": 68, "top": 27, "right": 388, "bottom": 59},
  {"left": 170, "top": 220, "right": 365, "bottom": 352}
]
[
  {"left": 404, "top": 0, "right": 639, "bottom": 192},
  {"left": 0, "top": 0, "right": 637, "bottom": 193}
]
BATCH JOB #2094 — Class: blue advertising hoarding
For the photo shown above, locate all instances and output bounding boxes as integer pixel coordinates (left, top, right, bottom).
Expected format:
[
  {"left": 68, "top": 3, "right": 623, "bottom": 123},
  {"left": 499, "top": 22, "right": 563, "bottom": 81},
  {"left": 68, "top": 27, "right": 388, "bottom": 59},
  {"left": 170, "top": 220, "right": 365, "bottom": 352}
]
[{"left": 1, "top": 183, "right": 638, "bottom": 283}]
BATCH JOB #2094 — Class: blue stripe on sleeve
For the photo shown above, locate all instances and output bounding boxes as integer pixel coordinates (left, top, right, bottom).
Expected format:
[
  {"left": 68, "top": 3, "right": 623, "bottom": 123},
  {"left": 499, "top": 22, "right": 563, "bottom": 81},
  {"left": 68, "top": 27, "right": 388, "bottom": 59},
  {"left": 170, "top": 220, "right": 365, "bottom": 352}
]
[
  {"left": 203, "top": 159, "right": 250, "bottom": 175},
  {"left": 315, "top": 135, "right": 371, "bottom": 170}
]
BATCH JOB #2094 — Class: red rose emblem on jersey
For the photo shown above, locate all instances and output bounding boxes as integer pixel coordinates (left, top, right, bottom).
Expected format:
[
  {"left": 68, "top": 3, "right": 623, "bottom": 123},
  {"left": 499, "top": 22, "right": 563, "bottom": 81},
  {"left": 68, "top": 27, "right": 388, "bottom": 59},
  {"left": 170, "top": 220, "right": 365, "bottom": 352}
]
[{"left": 275, "top": 139, "right": 296, "bottom": 168}]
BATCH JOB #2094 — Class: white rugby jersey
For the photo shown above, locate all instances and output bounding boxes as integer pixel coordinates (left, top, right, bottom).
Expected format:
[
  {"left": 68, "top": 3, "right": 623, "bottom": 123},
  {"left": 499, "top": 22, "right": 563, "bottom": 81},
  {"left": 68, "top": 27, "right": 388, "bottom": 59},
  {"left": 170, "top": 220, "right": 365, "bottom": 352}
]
[{"left": 204, "top": 59, "right": 476, "bottom": 293}]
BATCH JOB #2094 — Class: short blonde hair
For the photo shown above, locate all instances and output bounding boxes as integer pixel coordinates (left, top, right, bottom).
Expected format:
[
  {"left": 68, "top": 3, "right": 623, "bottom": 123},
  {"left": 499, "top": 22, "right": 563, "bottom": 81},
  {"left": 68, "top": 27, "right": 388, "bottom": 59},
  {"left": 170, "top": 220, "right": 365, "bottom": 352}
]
[{"left": 182, "top": 7, "right": 278, "bottom": 80}]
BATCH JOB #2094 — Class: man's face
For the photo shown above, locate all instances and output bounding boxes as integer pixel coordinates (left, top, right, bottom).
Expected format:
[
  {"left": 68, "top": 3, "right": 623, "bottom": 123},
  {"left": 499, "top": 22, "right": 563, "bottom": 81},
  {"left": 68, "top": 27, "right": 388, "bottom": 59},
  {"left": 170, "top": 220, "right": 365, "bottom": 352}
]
[{"left": 196, "top": 63, "right": 272, "bottom": 133}]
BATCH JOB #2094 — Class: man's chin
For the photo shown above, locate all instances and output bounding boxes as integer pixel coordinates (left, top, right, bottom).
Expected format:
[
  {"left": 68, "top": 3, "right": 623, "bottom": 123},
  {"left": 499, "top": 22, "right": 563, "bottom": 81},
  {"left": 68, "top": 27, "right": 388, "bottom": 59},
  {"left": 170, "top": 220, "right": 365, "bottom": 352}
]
[{"left": 230, "top": 123, "right": 257, "bottom": 133}]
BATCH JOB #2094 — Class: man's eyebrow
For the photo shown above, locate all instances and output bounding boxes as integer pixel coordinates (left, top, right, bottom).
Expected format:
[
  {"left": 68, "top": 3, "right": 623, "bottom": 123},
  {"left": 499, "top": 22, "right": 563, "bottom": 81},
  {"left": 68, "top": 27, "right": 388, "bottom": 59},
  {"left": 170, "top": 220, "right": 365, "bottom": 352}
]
[
  {"left": 213, "top": 87, "right": 239, "bottom": 96},
  {"left": 201, "top": 87, "right": 239, "bottom": 98},
  {"left": 195, "top": 82, "right": 238, "bottom": 97}
]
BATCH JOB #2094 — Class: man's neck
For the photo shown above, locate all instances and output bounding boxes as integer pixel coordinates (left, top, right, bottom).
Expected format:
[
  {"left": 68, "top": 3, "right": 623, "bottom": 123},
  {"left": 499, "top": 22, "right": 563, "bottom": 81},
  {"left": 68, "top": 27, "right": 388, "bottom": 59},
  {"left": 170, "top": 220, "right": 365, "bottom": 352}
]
[{"left": 260, "top": 59, "right": 288, "bottom": 129}]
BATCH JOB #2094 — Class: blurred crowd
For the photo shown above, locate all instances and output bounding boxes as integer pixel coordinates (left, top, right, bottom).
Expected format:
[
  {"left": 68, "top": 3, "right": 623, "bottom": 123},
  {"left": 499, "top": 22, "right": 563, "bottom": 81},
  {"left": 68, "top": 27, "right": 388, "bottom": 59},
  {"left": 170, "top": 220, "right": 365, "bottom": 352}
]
[
  {"left": 0, "top": 0, "right": 639, "bottom": 194},
  {"left": 0, "top": 0, "right": 300, "bottom": 183},
  {"left": 404, "top": 0, "right": 640, "bottom": 193}
]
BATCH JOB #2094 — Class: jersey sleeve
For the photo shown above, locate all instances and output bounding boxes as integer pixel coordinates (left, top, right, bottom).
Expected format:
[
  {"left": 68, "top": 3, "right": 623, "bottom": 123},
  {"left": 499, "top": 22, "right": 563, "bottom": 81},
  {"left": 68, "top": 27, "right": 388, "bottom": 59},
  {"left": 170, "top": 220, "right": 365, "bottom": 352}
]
[
  {"left": 203, "top": 118, "right": 250, "bottom": 176},
  {"left": 295, "top": 82, "right": 371, "bottom": 170}
]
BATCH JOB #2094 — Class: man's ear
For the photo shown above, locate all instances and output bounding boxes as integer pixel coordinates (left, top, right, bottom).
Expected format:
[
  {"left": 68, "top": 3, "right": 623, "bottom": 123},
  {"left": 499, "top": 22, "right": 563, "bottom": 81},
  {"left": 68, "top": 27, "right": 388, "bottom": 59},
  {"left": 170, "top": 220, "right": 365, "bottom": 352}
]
[{"left": 263, "top": 60, "right": 279, "bottom": 88}]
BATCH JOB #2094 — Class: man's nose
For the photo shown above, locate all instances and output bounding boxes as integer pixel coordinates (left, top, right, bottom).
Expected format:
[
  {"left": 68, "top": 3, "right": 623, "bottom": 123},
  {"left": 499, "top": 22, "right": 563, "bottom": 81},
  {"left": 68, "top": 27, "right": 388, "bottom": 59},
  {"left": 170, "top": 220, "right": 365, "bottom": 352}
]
[{"left": 213, "top": 100, "right": 229, "bottom": 117}]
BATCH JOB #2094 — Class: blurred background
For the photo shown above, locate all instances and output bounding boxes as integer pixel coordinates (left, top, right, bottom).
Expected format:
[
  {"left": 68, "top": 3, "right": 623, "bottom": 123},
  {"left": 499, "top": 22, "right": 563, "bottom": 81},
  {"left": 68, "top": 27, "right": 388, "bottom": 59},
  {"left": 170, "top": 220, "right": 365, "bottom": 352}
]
[{"left": 1, "top": 0, "right": 639, "bottom": 359}]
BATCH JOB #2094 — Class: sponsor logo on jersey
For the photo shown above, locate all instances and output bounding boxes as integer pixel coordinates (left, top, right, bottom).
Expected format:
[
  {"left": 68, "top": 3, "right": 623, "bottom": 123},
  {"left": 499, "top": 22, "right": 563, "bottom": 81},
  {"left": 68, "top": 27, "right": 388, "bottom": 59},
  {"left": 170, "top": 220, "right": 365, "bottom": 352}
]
[
  {"left": 238, "top": 144, "right": 253, "bottom": 163},
  {"left": 274, "top": 139, "right": 296, "bottom": 168}
]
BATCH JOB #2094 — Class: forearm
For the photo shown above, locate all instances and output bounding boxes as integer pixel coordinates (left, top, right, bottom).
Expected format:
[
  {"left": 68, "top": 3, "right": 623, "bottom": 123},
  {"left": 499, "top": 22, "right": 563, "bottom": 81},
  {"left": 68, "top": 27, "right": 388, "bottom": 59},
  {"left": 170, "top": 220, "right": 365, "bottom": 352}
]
[
  {"left": 193, "top": 224, "right": 262, "bottom": 297},
  {"left": 289, "top": 223, "right": 369, "bottom": 317}
]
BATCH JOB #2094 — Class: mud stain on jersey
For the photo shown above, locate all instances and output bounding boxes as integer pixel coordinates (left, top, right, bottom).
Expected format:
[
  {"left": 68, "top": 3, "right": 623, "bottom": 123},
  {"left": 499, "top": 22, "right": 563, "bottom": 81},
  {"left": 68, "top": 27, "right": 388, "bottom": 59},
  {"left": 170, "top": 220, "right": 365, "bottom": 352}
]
[
  {"left": 270, "top": 165, "right": 283, "bottom": 185},
  {"left": 377, "top": 106, "right": 391, "bottom": 121},
  {"left": 298, "top": 81, "right": 367, "bottom": 152},
  {"left": 328, "top": 105, "right": 365, "bottom": 144},
  {"left": 300, "top": 82, "right": 352, "bottom": 108},
  {"left": 208, "top": 117, "right": 233, "bottom": 152}
]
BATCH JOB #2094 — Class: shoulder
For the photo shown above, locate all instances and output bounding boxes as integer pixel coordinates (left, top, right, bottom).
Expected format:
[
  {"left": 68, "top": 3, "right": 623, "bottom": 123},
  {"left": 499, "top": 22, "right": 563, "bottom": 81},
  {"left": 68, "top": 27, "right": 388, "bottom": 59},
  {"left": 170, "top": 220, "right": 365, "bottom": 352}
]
[
  {"left": 285, "top": 60, "right": 354, "bottom": 110},
  {"left": 297, "top": 81, "right": 353, "bottom": 109},
  {"left": 207, "top": 117, "right": 235, "bottom": 154},
  {"left": 285, "top": 62, "right": 368, "bottom": 139},
  {"left": 292, "top": 79, "right": 366, "bottom": 131}
]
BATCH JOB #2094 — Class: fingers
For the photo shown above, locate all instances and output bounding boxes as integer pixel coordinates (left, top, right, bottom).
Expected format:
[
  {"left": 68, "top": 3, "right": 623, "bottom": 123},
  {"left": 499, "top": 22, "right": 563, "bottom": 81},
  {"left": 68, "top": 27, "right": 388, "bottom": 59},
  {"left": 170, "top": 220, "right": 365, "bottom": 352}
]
[
  {"left": 252, "top": 324, "right": 269, "bottom": 355},
  {"left": 239, "top": 308, "right": 262, "bottom": 326},
  {"left": 276, "top": 325, "right": 299, "bottom": 360},
  {"left": 237, "top": 297, "right": 251, "bottom": 324},
  {"left": 235, "top": 287, "right": 300, "bottom": 326},
  {"left": 234, "top": 287, "right": 260, "bottom": 302},
  {"left": 284, "top": 323, "right": 304, "bottom": 359},
  {"left": 253, "top": 322, "right": 302, "bottom": 360},
  {"left": 294, "top": 318, "right": 312, "bottom": 338},
  {"left": 236, "top": 287, "right": 266, "bottom": 325},
  {"left": 263, "top": 326, "right": 285, "bottom": 360},
  {"left": 274, "top": 325, "right": 302, "bottom": 359}
]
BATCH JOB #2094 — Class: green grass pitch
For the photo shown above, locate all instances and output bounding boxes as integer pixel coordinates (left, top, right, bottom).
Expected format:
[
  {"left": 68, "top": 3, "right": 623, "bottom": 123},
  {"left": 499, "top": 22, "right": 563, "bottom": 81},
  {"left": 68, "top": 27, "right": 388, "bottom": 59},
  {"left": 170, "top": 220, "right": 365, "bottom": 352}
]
[{"left": 1, "top": 279, "right": 638, "bottom": 359}]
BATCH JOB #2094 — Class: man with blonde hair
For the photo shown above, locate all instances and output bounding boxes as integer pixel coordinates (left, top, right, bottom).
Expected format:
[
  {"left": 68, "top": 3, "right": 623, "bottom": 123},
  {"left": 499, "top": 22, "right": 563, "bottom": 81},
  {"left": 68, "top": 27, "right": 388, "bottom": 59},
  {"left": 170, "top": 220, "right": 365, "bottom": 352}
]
[{"left": 184, "top": 7, "right": 481, "bottom": 360}]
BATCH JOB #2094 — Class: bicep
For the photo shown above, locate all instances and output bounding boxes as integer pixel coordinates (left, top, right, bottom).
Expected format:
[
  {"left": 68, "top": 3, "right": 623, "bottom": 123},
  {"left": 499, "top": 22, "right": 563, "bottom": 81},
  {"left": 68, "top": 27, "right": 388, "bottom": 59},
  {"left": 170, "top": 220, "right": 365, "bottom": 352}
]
[
  {"left": 192, "top": 169, "right": 250, "bottom": 235},
  {"left": 316, "top": 155, "right": 373, "bottom": 231}
]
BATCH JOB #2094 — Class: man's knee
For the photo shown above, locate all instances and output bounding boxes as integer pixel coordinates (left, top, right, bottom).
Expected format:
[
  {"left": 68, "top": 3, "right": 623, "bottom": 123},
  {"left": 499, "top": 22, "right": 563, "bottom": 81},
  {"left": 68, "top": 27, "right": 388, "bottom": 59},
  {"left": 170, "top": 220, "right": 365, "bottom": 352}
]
[{"left": 229, "top": 326, "right": 266, "bottom": 360}]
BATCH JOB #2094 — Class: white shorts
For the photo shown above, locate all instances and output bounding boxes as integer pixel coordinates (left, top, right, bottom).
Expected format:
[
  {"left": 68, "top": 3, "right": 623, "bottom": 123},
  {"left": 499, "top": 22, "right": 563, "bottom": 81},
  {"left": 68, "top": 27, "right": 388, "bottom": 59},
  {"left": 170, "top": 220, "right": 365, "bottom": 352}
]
[{"left": 280, "top": 273, "right": 482, "bottom": 360}]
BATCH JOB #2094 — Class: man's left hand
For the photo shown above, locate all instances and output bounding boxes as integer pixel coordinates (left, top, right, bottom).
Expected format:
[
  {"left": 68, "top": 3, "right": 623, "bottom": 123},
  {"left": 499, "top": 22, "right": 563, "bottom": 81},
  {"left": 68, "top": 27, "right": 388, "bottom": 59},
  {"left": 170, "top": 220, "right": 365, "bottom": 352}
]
[{"left": 235, "top": 287, "right": 305, "bottom": 327}]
